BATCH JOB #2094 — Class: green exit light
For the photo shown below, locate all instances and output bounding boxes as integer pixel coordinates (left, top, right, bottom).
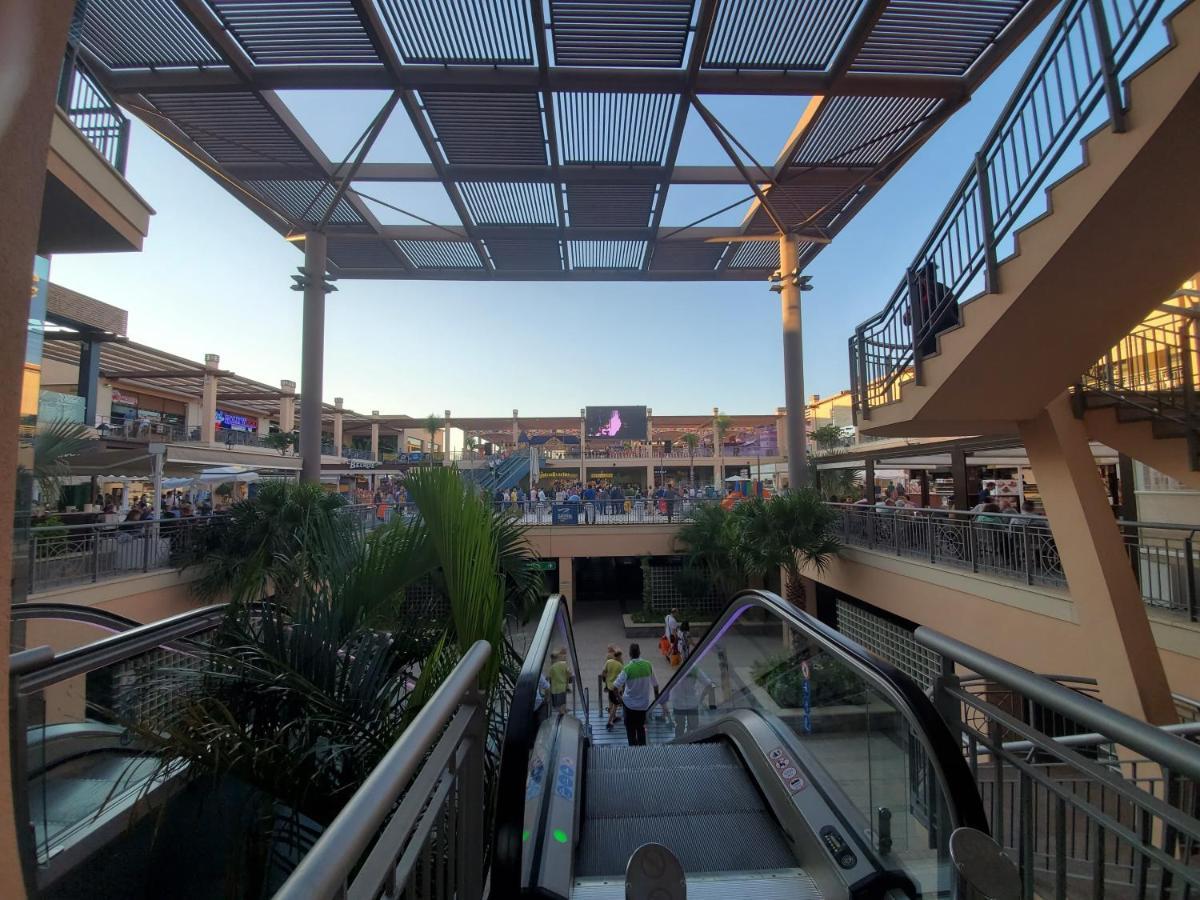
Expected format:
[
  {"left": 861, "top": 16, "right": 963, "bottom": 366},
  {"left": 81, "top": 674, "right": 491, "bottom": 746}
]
[
  {"left": 553, "top": 828, "right": 569, "bottom": 844},
  {"left": 522, "top": 830, "right": 530, "bottom": 842}
]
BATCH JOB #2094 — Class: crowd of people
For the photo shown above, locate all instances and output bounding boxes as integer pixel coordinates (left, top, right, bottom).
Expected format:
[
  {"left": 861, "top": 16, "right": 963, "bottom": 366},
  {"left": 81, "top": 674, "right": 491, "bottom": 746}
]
[{"left": 491, "top": 480, "right": 731, "bottom": 523}]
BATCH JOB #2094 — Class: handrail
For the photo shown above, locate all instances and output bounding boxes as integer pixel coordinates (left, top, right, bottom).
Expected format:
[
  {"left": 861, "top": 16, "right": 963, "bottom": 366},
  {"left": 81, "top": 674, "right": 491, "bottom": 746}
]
[
  {"left": 491, "top": 594, "right": 586, "bottom": 895},
  {"left": 915, "top": 625, "right": 1200, "bottom": 781},
  {"left": 12, "top": 603, "right": 229, "bottom": 693},
  {"left": 652, "top": 588, "right": 990, "bottom": 834},
  {"left": 10, "top": 602, "right": 144, "bottom": 633},
  {"left": 273, "top": 639, "right": 492, "bottom": 900}
]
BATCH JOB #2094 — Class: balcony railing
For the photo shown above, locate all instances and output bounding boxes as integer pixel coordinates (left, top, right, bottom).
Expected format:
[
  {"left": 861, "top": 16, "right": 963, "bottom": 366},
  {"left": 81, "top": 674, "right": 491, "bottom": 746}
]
[
  {"left": 849, "top": 0, "right": 1170, "bottom": 421},
  {"left": 58, "top": 50, "right": 129, "bottom": 174},
  {"left": 827, "top": 502, "right": 1199, "bottom": 620}
]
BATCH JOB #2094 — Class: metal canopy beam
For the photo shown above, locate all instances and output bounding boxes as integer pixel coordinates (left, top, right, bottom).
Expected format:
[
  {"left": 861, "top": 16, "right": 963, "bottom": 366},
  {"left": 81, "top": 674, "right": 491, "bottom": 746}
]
[{"left": 101, "top": 368, "right": 230, "bottom": 379}]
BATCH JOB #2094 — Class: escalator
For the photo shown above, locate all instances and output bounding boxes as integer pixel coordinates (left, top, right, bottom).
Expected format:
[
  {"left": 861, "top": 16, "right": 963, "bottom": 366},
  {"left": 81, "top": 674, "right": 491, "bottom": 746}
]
[{"left": 493, "top": 591, "right": 989, "bottom": 899}]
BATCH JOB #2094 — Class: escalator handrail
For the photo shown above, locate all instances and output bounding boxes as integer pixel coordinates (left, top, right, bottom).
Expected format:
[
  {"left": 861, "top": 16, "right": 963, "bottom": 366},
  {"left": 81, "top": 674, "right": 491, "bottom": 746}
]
[
  {"left": 653, "top": 589, "right": 990, "bottom": 835},
  {"left": 492, "top": 594, "right": 586, "bottom": 896},
  {"left": 12, "top": 602, "right": 145, "bottom": 633}
]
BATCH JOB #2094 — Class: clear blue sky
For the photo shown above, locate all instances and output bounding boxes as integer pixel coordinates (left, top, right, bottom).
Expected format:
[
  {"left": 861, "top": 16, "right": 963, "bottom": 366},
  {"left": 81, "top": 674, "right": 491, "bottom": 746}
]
[{"left": 51, "top": 29, "right": 1052, "bottom": 419}]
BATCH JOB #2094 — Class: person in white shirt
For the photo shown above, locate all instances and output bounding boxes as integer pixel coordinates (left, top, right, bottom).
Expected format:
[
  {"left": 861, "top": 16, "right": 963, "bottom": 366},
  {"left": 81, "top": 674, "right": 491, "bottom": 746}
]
[
  {"left": 664, "top": 608, "right": 679, "bottom": 640},
  {"left": 671, "top": 666, "right": 715, "bottom": 737},
  {"left": 613, "top": 643, "right": 660, "bottom": 746}
]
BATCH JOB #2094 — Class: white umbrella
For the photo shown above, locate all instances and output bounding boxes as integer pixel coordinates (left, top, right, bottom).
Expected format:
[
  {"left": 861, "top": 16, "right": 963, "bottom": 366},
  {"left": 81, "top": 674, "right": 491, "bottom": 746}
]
[{"left": 724, "top": 475, "right": 750, "bottom": 482}]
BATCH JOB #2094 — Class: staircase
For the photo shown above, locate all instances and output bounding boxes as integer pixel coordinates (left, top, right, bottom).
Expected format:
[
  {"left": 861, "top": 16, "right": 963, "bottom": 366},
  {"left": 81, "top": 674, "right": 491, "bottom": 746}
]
[
  {"left": 851, "top": 0, "right": 1200, "bottom": 437},
  {"left": 1072, "top": 288, "right": 1200, "bottom": 484},
  {"left": 469, "top": 453, "right": 531, "bottom": 495}
]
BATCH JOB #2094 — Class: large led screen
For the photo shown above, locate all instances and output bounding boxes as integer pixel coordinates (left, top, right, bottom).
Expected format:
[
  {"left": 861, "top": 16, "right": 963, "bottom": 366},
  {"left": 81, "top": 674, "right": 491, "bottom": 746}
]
[{"left": 585, "top": 406, "right": 647, "bottom": 440}]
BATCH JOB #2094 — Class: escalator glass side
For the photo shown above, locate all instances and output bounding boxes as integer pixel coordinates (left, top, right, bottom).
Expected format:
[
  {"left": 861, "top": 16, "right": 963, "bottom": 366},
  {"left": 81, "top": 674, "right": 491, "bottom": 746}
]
[
  {"left": 654, "top": 590, "right": 988, "bottom": 896},
  {"left": 493, "top": 595, "right": 589, "bottom": 899}
]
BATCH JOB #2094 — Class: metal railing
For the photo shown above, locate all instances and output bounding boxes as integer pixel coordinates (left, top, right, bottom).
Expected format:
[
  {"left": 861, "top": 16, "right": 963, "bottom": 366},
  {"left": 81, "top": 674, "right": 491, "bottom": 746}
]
[
  {"left": 827, "top": 502, "right": 1200, "bottom": 620},
  {"left": 491, "top": 495, "right": 724, "bottom": 526},
  {"left": 58, "top": 50, "right": 129, "bottom": 173},
  {"left": 850, "top": 0, "right": 1171, "bottom": 421},
  {"left": 274, "top": 640, "right": 491, "bottom": 900},
  {"left": 28, "top": 515, "right": 222, "bottom": 595},
  {"left": 96, "top": 416, "right": 188, "bottom": 443},
  {"left": 918, "top": 627, "right": 1200, "bottom": 899}
]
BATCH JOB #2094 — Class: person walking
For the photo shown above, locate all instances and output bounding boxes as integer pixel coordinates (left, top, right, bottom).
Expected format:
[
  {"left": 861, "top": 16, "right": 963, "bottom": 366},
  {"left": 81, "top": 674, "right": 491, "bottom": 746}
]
[
  {"left": 548, "top": 648, "right": 572, "bottom": 715},
  {"left": 602, "top": 646, "right": 624, "bottom": 730},
  {"left": 613, "top": 643, "right": 659, "bottom": 746},
  {"left": 671, "top": 666, "right": 714, "bottom": 738}
]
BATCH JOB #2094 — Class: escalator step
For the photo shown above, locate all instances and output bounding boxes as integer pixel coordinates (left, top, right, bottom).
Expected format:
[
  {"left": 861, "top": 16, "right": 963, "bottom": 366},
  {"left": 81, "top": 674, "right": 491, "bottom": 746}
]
[
  {"left": 587, "top": 743, "right": 739, "bottom": 771},
  {"left": 571, "top": 869, "right": 824, "bottom": 900},
  {"left": 575, "top": 810, "right": 798, "bottom": 877},
  {"left": 586, "top": 765, "right": 767, "bottom": 819}
]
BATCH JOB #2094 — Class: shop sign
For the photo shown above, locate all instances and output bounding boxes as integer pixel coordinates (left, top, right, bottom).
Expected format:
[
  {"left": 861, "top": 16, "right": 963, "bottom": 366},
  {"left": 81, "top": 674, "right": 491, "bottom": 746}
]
[
  {"left": 216, "top": 409, "right": 258, "bottom": 432},
  {"left": 407, "top": 452, "right": 424, "bottom": 462},
  {"left": 349, "top": 458, "right": 381, "bottom": 469},
  {"left": 112, "top": 389, "right": 139, "bottom": 406},
  {"left": 540, "top": 470, "right": 578, "bottom": 479},
  {"left": 550, "top": 504, "right": 579, "bottom": 525}
]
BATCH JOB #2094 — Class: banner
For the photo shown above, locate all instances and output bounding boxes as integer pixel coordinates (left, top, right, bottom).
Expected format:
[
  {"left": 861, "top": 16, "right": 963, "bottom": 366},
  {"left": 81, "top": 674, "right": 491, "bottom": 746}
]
[{"left": 551, "top": 503, "right": 579, "bottom": 525}]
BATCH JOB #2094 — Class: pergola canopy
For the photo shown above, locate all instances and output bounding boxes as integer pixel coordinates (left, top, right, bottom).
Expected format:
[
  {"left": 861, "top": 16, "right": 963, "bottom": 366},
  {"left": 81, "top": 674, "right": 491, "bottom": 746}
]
[{"left": 73, "top": 0, "right": 1051, "bottom": 280}]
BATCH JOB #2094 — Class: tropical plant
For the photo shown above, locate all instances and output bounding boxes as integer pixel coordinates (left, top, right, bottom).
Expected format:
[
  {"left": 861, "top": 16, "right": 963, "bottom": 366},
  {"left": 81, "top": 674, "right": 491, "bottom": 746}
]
[
  {"left": 681, "top": 432, "right": 700, "bottom": 487},
  {"left": 714, "top": 413, "right": 733, "bottom": 451},
  {"left": 808, "top": 456, "right": 863, "bottom": 502},
  {"left": 133, "top": 468, "right": 539, "bottom": 875},
  {"left": 262, "top": 430, "right": 296, "bottom": 455},
  {"left": 673, "top": 502, "right": 748, "bottom": 600},
  {"left": 810, "top": 423, "right": 850, "bottom": 451},
  {"left": 27, "top": 417, "right": 94, "bottom": 506},
  {"left": 733, "top": 488, "right": 841, "bottom": 612},
  {"left": 423, "top": 413, "right": 444, "bottom": 458}
]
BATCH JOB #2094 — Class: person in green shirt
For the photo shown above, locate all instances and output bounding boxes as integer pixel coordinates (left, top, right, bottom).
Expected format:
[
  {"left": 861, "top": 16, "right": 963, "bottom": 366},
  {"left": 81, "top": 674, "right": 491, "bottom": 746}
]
[
  {"left": 602, "top": 647, "right": 624, "bottom": 731},
  {"left": 548, "top": 648, "right": 572, "bottom": 714}
]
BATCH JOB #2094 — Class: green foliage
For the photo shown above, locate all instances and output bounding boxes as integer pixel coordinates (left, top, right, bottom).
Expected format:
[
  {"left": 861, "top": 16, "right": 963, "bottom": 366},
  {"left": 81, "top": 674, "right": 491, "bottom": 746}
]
[
  {"left": 423, "top": 413, "right": 444, "bottom": 451},
  {"left": 809, "top": 458, "right": 863, "bottom": 501},
  {"left": 714, "top": 413, "right": 733, "bottom": 446},
  {"left": 673, "top": 503, "right": 749, "bottom": 600},
  {"left": 28, "top": 417, "right": 94, "bottom": 506},
  {"left": 262, "top": 431, "right": 297, "bottom": 455},
  {"left": 810, "top": 423, "right": 850, "bottom": 450},
  {"left": 751, "top": 651, "right": 866, "bottom": 709}
]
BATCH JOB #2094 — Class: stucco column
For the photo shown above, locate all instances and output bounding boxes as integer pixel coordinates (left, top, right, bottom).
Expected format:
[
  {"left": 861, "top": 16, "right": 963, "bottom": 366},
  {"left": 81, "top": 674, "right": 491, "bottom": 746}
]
[
  {"left": 1, "top": 5, "right": 77, "bottom": 893},
  {"left": 443, "top": 408, "right": 452, "bottom": 465},
  {"left": 370, "top": 410, "right": 380, "bottom": 460},
  {"left": 646, "top": 464, "right": 656, "bottom": 491},
  {"left": 78, "top": 338, "right": 101, "bottom": 426},
  {"left": 712, "top": 406, "right": 723, "bottom": 484},
  {"left": 777, "top": 235, "right": 808, "bottom": 489},
  {"left": 201, "top": 354, "right": 220, "bottom": 443},
  {"left": 1018, "top": 392, "right": 1176, "bottom": 724},
  {"left": 579, "top": 408, "right": 586, "bottom": 464},
  {"left": 299, "top": 231, "right": 328, "bottom": 484},
  {"left": 646, "top": 406, "right": 654, "bottom": 445},
  {"left": 558, "top": 557, "right": 575, "bottom": 619},
  {"left": 332, "top": 397, "right": 344, "bottom": 455},
  {"left": 512, "top": 408, "right": 519, "bottom": 446},
  {"left": 278, "top": 379, "right": 296, "bottom": 434},
  {"left": 775, "top": 406, "right": 788, "bottom": 457}
]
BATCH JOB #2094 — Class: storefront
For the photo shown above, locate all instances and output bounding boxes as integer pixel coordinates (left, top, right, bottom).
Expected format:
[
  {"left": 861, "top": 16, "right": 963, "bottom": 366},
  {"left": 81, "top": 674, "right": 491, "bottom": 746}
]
[
  {"left": 215, "top": 409, "right": 258, "bottom": 433},
  {"left": 110, "top": 388, "right": 187, "bottom": 434}
]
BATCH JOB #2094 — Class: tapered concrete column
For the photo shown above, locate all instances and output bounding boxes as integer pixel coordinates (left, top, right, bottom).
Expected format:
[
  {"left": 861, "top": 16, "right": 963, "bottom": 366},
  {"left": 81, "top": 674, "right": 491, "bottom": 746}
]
[
  {"left": 647, "top": 407, "right": 654, "bottom": 444},
  {"left": 558, "top": 557, "right": 575, "bottom": 618},
  {"left": 775, "top": 406, "right": 788, "bottom": 457},
  {"left": 332, "top": 397, "right": 344, "bottom": 455},
  {"left": 646, "top": 464, "right": 656, "bottom": 490},
  {"left": 443, "top": 408, "right": 452, "bottom": 465},
  {"left": 512, "top": 409, "right": 519, "bottom": 446},
  {"left": 279, "top": 380, "right": 296, "bottom": 434},
  {"left": 579, "top": 408, "right": 586, "bottom": 461},
  {"left": 1018, "top": 392, "right": 1176, "bottom": 724},
  {"left": 778, "top": 235, "right": 808, "bottom": 489},
  {"left": 200, "top": 354, "right": 220, "bottom": 443},
  {"left": 370, "top": 410, "right": 380, "bottom": 460},
  {"left": 1, "top": 6, "right": 78, "bottom": 891},
  {"left": 299, "top": 231, "right": 328, "bottom": 484},
  {"left": 78, "top": 339, "right": 101, "bottom": 426},
  {"left": 711, "top": 406, "right": 722, "bottom": 479}
]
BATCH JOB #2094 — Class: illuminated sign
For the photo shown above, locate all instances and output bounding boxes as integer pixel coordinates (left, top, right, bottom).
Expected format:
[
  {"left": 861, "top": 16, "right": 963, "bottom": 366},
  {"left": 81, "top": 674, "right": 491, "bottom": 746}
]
[
  {"left": 584, "top": 406, "right": 647, "bottom": 440},
  {"left": 215, "top": 409, "right": 258, "bottom": 432}
]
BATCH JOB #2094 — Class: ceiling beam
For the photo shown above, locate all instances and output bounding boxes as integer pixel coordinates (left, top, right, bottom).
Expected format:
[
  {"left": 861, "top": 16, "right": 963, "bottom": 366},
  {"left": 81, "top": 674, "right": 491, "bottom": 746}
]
[{"left": 102, "top": 368, "right": 230, "bottom": 379}]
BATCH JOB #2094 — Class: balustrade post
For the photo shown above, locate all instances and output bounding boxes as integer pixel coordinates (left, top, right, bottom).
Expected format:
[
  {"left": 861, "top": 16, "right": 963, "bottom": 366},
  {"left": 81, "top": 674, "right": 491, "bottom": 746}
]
[
  {"left": 1186, "top": 535, "right": 1198, "bottom": 622},
  {"left": 1181, "top": 319, "right": 1199, "bottom": 468},
  {"left": 969, "top": 516, "right": 979, "bottom": 573},
  {"left": 115, "top": 118, "right": 130, "bottom": 174},
  {"left": 856, "top": 328, "right": 871, "bottom": 422},
  {"left": 974, "top": 152, "right": 999, "bottom": 294},
  {"left": 867, "top": 507, "right": 876, "bottom": 549},
  {"left": 1087, "top": 0, "right": 1127, "bottom": 133},
  {"left": 928, "top": 513, "right": 936, "bottom": 564},
  {"left": 895, "top": 510, "right": 902, "bottom": 556},
  {"left": 92, "top": 529, "right": 101, "bottom": 583},
  {"left": 457, "top": 693, "right": 487, "bottom": 900},
  {"left": 1022, "top": 521, "right": 1033, "bottom": 585}
]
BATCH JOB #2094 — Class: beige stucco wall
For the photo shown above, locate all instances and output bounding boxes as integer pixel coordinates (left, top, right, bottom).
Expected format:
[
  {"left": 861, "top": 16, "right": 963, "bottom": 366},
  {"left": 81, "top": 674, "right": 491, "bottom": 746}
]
[
  {"left": 526, "top": 525, "right": 680, "bottom": 560},
  {"left": 29, "top": 568, "right": 212, "bottom": 629}
]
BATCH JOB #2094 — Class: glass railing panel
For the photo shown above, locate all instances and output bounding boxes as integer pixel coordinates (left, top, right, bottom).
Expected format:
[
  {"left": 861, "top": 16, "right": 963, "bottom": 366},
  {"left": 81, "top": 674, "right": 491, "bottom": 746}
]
[{"left": 660, "top": 599, "right": 957, "bottom": 893}]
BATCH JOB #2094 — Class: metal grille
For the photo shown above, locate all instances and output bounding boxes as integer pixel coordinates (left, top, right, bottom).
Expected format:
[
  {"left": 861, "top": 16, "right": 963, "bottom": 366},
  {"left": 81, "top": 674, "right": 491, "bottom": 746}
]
[
  {"left": 703, "top": 0, "right": 859, "bottom": 70},
  {"left": 549, "top": 0, "right": 695, "bottom": 67},
  {"left": 834, "top": 598, "right": 942, "bottom": 692},
  {"left": 568, "top": 240, "right": 647, "bottom": 268},
  {"left": 376, "top": 0, "right": 535, "bottom": 64},
  {"left": 851, "top": 0, "right": 1026, "bottom": 76},
  {"left": 326, "top": 237, "right": 407, "bottom": 269},
  {"left": 648, "top": 240, "right": 729, "bottom": 271},
  {"left": 645, "top": 560, "right": 723, "bottom": 614},
  {"left": 483, "top": 239, "right": 564, "bottom": 271},
  {"left": 210, "top": 0, "right": 382, "bottom": 66},
  {"left": 790, "top": 95, "right": 940, "bottom": 166},
  {"left": 727, "top": 241, "right": 780, "bottom": 268},
  {"left": 458, "top": 182, "right": 558, "bottom": 226},
  {"left": 421, "top": 92, "right": 547, "bottom": 165},
  {"left": 245, "top": 179, "right": 365, "bottom": 225},
  {"left": 76, "top": 0, "right": 224, "bottom": 68},
  {"left": 397, "top": 240, "right": 484, "bottom": 268},
  {"left": 745, "top": 183, "right": 862, "bottom": 233},
  {"left": 554, "top": 92, "right": 678, "bottom": 165},
  {"left": 145, "top": 92, "right": 319, "bottom": 169},
  {"left": 566, "top": 184, "right": 656, "bottom": 227}
]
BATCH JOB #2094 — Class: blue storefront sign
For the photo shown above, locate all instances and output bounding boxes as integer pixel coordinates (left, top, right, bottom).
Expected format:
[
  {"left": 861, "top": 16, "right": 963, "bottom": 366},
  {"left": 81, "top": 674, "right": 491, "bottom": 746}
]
[
  {"left": 551, "top": 503, "right": 579, "bottom": 525},
  {"left": 407, "top": 451, "right": 424, "bottom": 463}
]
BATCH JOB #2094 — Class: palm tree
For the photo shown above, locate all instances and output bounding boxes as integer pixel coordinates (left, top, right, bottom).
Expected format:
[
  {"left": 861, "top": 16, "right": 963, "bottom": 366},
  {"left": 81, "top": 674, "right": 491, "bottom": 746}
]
[
  {"left": 674, "top": 502, "right": 748, "bottom": 600},
  {"left": 27, "top": 417, "right": 94, "bottom": 507},
  {"left": 714, "top": 413, "right": 733, "bottom": 452},
  {"left": 807, "top": 456, "right": 863, "bottom": 501},
  {"left": 681, "top": 432, "right": 700, "bottom": 488},
  {"left": 137, "top": 468, "right": 539, "bottom": 852},
  {"left": 424, "top": 412, "right": 443, "bottom": 460},
  {"left": 734, "top": 488, "right": 841, "bottom": 612},
  {"left": 463, "top": 434, "right": 479, "bottom": 459}
]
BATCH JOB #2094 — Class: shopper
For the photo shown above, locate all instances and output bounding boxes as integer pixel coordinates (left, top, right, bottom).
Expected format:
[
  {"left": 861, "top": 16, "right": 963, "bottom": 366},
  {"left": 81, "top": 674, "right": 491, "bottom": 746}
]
[
  {"left": 548, "top": 648, "right": 572, "bottom": 715},
  {"left": 672, "top": 666, "right": 714, "bottom": 737},
  {"left": 603, "top": 647, "right": 624, "bottom": 730},
  {"left": 613, "top": 643, "right": 659, "bottom": 746}
]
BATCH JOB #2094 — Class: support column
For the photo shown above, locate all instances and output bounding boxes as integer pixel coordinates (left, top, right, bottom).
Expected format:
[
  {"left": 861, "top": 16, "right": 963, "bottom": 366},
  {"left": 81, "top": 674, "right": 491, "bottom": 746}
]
[
  {"left": 951, "top": 447, "right": 969, "bottom": 510},
  {"left": 512, "top": 409, "right": 520, "bottom": 446},
  {"left": 864, "top": 458, "right": 875, "bottom": 501},
  {"left": 299, "top": 231, "right": 328, "bottom": 484},
  {"left": 557, "top": 557, "right": 575, "bottom": 619},
  {"left": 775, "top": 406, "right": 788, "bottom": 456},
  {"left": 443, "top": 408, "right": 452, "bottom": 465},
  {"left": 777, "top": 235, "right": 808, "bottom": 489},
  {"left": 370, "top": 411, "right": 380, "bottom": 461},
  {"left": 78, "top": 339, "right": 101, "bottom": 426},
  {"left": 279, "top": 380, "right": 296, "bottom": 434},
  {"left": 646, "top": 464, "right": 656, "bottom": 491},
  {"left": 919, "top": 469, "right": 931, "bottom": 508},
  {"left": 647, "top": 407, "right": 654, "bottom": 445},
  {"left": 711, "top": 406, "right": 723, "bottom": 486},
  {"left": 579, "top": 408, "right": 586, "bottom": 475},
  {"left": 1117, "top": 452, "right": 1138, "bottom": 521},
  {"left": 1019, "top": 393, "right": 1176, "bottom": 723},
  {"left": 332, "top": 397, "right": 344, "bottom": 456},
  {"left": 200, "top": 354, "right": 220, "bottom": 443}
]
